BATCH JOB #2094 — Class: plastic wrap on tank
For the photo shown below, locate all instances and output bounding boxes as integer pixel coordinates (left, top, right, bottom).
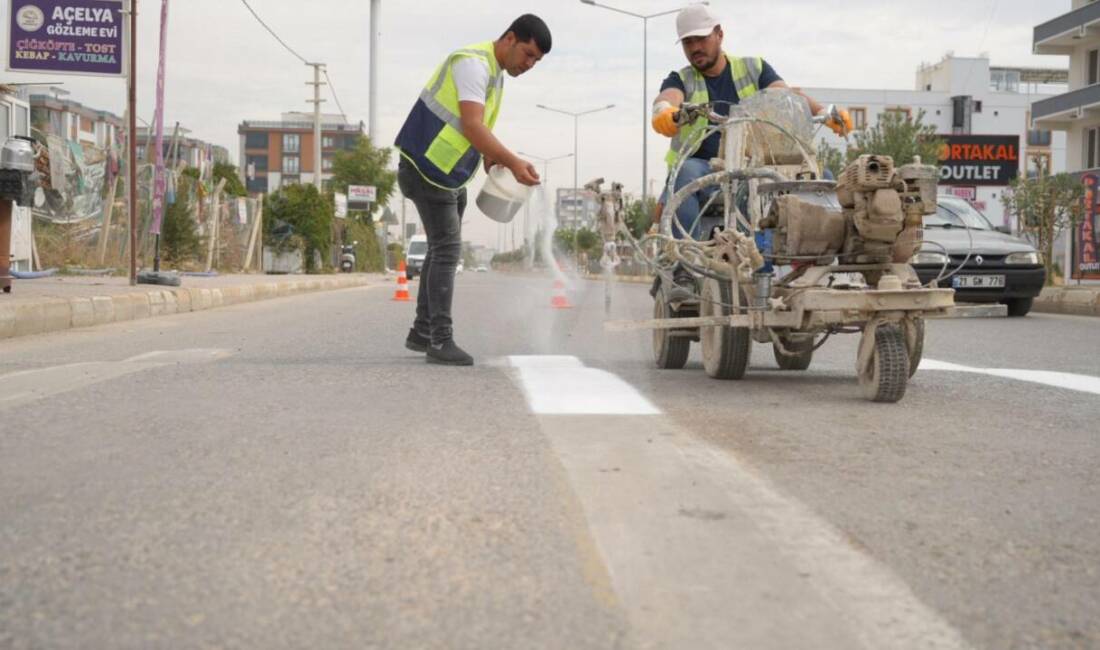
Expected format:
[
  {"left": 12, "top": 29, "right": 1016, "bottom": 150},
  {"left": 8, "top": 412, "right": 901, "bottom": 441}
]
[{"left": 729, "top": 89, "right": 815, "bottom": 166}]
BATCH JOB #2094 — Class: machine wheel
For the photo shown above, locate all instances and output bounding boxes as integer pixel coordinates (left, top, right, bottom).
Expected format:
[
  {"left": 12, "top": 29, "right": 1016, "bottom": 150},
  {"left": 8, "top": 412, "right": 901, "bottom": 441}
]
[
  {"left": 904, "top": 318, "right": 925, "bottom": 378},
  {"left": 1004, "top": 297, "right": 1033, "bottom": 317},
  {"left": 773, "top": 337, "right": 813, "bottom": 371},
  {"left": 700, "top": 278, "right": 751, "bottom": 380},
  {"left": 858, "top": 324, "right": 910, "bottom": 403},
  {"left": 653, "top": 291, "right": 690, "bottom": 370}
]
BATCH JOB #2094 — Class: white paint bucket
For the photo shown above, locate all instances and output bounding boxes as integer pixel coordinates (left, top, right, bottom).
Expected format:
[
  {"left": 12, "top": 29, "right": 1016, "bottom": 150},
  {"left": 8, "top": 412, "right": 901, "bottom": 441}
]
[{"left": 476, "top": 165, "right": 532, "bottom": 223}]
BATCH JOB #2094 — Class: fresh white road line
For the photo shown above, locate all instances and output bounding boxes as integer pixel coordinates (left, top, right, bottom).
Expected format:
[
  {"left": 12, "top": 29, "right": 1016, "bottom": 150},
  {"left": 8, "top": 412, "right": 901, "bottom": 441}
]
[
  {"left": 0, "top": 349, "right": 233, "bottom": 411},
  {"left": 507, "top": 355, "right": 660, "bottom": 415},
  {"left": 923, "top": 358, "right": 1100, "bottom": 396},
  {"left": 511, "top": 357, "right": 971, "bottom": 650}
]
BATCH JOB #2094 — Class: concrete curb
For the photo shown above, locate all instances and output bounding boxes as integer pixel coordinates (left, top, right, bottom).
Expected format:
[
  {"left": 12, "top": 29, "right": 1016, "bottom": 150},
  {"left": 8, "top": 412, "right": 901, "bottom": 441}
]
[
  {"left": 0, "top": 276, "right": 376, "bottom": 341},
  {"left": 1033, "top": 286, "right": 1100, "bottom": 317}
]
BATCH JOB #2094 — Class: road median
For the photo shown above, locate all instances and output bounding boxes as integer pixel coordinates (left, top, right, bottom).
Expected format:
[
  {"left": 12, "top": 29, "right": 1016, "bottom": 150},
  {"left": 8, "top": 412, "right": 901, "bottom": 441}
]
[{"left": 0, "top": 274, "right": 382, "bottom": 341}]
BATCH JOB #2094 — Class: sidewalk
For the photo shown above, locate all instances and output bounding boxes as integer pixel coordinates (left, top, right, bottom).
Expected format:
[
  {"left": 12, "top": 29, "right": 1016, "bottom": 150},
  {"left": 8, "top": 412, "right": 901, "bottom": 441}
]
[
  {"left": 0, "top": 272, "right": 387, "bottom": 340},
  {"left": 1034, "top": 285, "right": 1100, "bottom": 317}
]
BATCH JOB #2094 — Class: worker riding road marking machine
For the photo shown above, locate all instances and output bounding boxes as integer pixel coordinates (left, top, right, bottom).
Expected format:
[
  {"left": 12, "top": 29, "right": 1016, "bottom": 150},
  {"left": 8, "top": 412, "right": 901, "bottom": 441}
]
[{"left": 605, "top": 89, "right": 956, "bottom": 403}]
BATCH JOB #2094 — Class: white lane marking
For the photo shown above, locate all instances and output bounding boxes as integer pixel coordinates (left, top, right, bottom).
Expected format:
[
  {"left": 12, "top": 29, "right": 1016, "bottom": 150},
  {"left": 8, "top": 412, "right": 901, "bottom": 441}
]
[
  {"left": 923, "top": 358, "right": 1100, "bottom": 396},
  {"left": 508, "top": 355, "right": 660, "bottom": 415},
  {"left": 0, "top": 349, "right": 233, "bottom": 411},
  {"left": 539, "top": 415, "right": 972, "bottom": 650}
]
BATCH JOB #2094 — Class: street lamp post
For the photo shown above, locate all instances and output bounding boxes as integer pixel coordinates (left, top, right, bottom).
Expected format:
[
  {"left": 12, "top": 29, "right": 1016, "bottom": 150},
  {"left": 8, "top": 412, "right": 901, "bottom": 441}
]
[
  {"left": 535, "top": 104, "right": 614, "bottom": 269},
  {"left": 579, "top": 0, "right": 706, "bottom": 215},
  {"left": 536, "top": 103, "right": 616, "bottom": 230},
  {"left": 516, "top": 151, "right": 573, "bottom": 262}
]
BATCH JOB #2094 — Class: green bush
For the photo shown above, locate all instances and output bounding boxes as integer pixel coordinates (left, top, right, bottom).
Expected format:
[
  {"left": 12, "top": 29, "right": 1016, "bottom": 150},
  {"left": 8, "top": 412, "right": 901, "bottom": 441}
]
[
  {"left": 264, "top": 184, "right": 333, "bottom": 273},
  {"left": 160, "top": 175, "right": 204, "bottom": 266}
]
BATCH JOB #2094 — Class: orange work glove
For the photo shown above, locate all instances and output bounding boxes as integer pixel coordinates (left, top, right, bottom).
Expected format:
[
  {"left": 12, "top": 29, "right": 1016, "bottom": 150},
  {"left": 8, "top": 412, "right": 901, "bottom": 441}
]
[
  {"left": 825, "top": 107, "right": 854, "bottom": 137},
  {"left": 652, "top": 102, "right": 679, "bottom": 137}
]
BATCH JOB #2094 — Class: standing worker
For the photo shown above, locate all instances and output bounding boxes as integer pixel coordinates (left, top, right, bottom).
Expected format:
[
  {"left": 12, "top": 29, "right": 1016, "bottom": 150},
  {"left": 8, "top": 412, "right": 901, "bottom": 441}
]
[
  {"left": 651, "top": 5, "right": 851, "bottom": 299},
  {"left": 395, "top": 14, "right": 550, "bottom": 366}
]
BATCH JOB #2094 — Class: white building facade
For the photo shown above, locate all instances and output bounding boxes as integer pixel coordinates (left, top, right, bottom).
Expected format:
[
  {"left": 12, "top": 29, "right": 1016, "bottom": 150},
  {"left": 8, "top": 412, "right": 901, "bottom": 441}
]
[
  {"left": 807, "top": 55, "right": 1067, "bottom": 230},
  {"left": 1032, "top": 0, "right": 1100, "bottom": 280}
]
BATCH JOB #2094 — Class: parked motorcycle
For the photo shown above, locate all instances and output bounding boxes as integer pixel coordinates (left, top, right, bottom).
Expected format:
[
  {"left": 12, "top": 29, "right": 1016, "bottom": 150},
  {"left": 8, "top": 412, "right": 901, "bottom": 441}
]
[{"left": 339, "top": 242, "right": 357, "bottom": 273}]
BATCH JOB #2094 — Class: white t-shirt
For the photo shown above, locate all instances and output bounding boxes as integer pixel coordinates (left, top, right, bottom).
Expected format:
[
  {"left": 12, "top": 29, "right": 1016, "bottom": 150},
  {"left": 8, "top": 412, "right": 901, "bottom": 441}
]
[{"left": 453, "top": 57, "right": 496, "bottom": 104}]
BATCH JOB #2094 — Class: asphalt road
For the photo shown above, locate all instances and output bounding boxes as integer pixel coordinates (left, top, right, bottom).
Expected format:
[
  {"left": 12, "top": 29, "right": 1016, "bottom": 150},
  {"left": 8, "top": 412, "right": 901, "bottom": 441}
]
[{"left": 1, "top": 272, "right": 1097, "bottom": 650}]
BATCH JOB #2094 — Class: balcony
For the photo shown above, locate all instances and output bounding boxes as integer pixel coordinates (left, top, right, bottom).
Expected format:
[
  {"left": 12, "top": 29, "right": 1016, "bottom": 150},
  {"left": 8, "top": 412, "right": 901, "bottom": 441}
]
[
  {"left": 1032, "top": 84, "right": 1100, "bottom": 128},
  {"left": 1034, "top": 2, "right": 1100, "bottom": 55}
]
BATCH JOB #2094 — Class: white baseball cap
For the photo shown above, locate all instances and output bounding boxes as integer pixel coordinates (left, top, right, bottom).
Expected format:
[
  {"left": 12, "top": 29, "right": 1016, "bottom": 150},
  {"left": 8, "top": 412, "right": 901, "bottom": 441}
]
[{"left": 676, "top": 4, "right": 719, "bottom": 43}]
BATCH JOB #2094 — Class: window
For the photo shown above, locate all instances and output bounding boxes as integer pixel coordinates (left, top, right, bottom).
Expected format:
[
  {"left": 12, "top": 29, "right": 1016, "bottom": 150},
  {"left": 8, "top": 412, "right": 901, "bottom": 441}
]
[
  {"left": 282, "top": 156, "right": 300, "bottom": 174},
  {"left": 282, "top": 133, "right": 300, "bottom": 153},
  {"left": 1089, "top": 49, "right": 1100, "bottom": 86},
  {"left": 849, "top": 107, "right": 867, "bottom": 130},
  {"left": 322, "top": 157, "right": 333, "bottom": 172},
  {"left": 15, "top": 106, "right": 29, "bottom": 136},
  {"left": 245, "top": 131, "right": 268, "bottom": 149},
  {"left": 246, "top": 176, "right": 268, "bottom": 194},
  {"left": 883, "top": 106, "right": 911, "bottom": 122},
  {"left": 973, "top": 100, "right": 983, "bottom": 114},
  {"left": 0, "top": 103, "right": 10, "bottom": 141},
  {"left": 322, "top": 136, "right": 335, "bottom": 148},
  {"left": 80, "top": 116, "right": 94, "bottom": 132},
  {"left": 246, "top": 154, "right": 268, "bottom": 173},
  {"left": 1086, "top": 127, "right": 1099, "bottom": 169},
  {"left": 1027, "top": 129, "right": 1052, "bottom": 147}
]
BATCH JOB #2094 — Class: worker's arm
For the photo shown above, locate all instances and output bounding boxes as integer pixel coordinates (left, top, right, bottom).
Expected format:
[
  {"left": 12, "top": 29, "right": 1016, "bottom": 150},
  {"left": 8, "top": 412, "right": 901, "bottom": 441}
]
[
  {"left": 767, "top": 80, "right": 852, "bottom": 136},
  {"left": 651, "top": 87, "right": 685, "bottom": 138},
  {"left": 458, "top": 100, "right": 540, "bottom": 186}
]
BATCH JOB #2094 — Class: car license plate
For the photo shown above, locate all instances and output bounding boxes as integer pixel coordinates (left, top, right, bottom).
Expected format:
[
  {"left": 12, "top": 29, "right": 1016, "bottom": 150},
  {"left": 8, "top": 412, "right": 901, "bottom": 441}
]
[{"left": 952, "top": 275, "right": 1005, "bottom": 289}]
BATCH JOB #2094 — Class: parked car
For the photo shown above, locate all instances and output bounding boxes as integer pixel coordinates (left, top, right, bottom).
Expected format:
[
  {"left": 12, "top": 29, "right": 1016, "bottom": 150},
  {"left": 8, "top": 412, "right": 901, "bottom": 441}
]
[
  {"left": 406, "top": 235, "right": 427, "bottom": 280},
  {"left": 909, "top": 196, "right": 1045, "bottom": 316},
  {"left": 476, "top": 265, "right": 489, "bottom": 273}
]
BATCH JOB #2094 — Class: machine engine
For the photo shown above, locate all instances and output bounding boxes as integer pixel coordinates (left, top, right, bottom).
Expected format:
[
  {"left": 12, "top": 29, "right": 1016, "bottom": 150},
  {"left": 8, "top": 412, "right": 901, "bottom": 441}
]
[
  {"left": 836, "top": 155, "right": 939, "bottom": 264},
  {"left": 760, "top": 154, "right": 939, "bottom": 267}
]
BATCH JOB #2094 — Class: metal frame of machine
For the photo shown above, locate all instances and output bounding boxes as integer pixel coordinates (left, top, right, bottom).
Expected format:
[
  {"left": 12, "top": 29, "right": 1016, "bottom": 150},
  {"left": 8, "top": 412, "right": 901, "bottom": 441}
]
[{"left": 606, "top": 89, "right": 958, "bottom": 402}]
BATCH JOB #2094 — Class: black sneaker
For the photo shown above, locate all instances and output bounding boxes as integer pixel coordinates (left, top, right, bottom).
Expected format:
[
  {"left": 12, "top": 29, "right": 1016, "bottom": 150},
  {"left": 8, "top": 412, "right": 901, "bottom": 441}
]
[
  {"left": 405, "top": 328, "right": 430, "bottom": 353},
  {"left": 426, "top": 340, "right": 474, "bottom": 366}
]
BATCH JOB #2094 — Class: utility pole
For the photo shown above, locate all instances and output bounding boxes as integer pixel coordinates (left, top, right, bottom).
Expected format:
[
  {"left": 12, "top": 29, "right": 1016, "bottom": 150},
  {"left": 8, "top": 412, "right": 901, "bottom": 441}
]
[
  {"left": 127, "top": 0, "right": 138, "bottom": 285},
  {"left": 306, "top": 63, "right": 326, "bottom": 191},
  {"left": 369, "top": 0, "right": 381, "bottom": 142}
]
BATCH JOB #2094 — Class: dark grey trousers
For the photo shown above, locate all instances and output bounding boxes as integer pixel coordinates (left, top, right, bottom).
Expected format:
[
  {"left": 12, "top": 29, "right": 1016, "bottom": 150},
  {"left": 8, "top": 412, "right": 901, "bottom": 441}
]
[{"left": 397, "top": 159, "right": 467, "bottom": 344}]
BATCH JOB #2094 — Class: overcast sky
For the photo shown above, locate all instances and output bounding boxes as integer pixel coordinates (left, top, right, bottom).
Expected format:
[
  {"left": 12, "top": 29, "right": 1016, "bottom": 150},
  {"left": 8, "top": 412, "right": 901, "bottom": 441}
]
[{"left": 1, "top": 0, "right": 1072, "bottom": 248}]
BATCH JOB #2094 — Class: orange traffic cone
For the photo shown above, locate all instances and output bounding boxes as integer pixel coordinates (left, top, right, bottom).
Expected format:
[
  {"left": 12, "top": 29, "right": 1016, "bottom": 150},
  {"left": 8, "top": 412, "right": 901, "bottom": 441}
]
[
  {"left": 392, "top": 261, "right": 412, "bottom": 302},
  {"left": 550, "top": 279, "right": 573, "bottom": 309}
]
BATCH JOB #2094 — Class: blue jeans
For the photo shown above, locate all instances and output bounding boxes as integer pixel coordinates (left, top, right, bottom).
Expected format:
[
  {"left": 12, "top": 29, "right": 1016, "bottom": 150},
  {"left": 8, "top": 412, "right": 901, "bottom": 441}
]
[{"left": 660, "top": 157, "right": 719, "bottom": 240}]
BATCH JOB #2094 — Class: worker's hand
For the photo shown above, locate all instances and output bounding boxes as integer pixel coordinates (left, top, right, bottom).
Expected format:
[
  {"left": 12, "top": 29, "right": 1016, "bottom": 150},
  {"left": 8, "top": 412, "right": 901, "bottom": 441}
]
[
  {"left": 823, "top": 106, "right": 853, "bottom": 137},
  {"left": 509, "top": 159, "right": 541, "bottom": 186},
  {"left": 652, "top": 101, "right": 679, "bottom": 137},
  {"left": 483, "top": 156, "right": 499, "bottom": 173}
]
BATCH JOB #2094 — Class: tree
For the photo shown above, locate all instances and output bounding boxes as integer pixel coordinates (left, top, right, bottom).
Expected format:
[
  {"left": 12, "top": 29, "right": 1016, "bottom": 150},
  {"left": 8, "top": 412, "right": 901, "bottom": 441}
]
[
  {"left": 623, "top": 195, "right": 657, "bottom": 238},
  {"left": 845, "top": 110, "right": 944, "bottom": 169},
  {"left": 263, "top": 183, "right": 333, "bottom": 273},
  {"left": 331, "top": 135, "right": 397, "bottom": 220},
  {"left": 213, "top": 162, "right": 247, "bottom": 198},
  {"left": 817, "top": 140, "right": 845, "bottom": 180},
  {"left": 160, "top": 174, "right": 204, "bottom": 266},
  {"left": 1002, "top": 162, "right": 1084, "bottom": 285}
]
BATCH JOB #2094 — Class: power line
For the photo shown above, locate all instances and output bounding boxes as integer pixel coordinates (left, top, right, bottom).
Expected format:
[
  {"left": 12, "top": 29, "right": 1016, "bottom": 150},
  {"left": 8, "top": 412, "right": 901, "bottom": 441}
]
[
  {"left": 238, "top": 0, "right": 309, "bottom": 64},
  {"left": 323, "top": 68, "right": 347, "bottom": 119}
]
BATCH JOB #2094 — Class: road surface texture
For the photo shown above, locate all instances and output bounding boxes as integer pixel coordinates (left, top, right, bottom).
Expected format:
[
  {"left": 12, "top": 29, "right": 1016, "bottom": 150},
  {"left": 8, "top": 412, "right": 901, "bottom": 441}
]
[{"left": 1, "top": 272, "right": 1097, "bottom": 649}]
